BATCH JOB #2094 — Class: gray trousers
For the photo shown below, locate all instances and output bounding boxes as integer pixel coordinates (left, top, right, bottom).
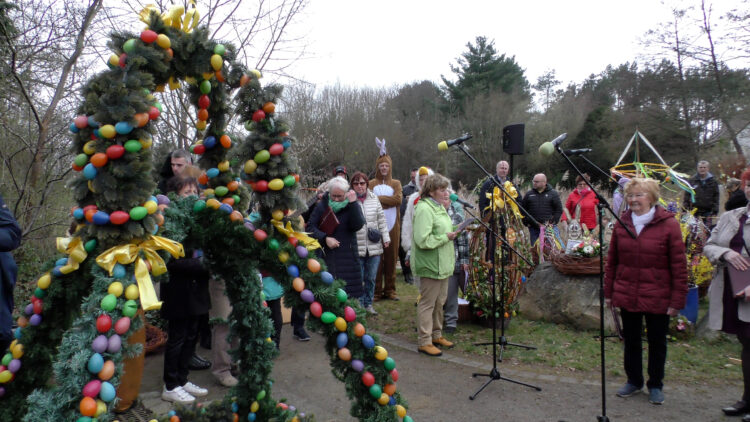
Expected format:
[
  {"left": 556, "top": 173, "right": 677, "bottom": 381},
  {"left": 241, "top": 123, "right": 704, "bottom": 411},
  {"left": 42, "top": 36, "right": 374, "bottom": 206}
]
[{"left": 443, "top": 271, "right": 461, "bottom": 328}]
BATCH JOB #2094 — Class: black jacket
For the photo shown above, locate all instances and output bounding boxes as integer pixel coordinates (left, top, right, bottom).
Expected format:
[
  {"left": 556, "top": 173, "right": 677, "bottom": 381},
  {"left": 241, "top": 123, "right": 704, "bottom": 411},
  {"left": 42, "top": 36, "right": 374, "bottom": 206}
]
[
  {"left": 683, "top": 173, "right": 719, "bottom": 215},
  {"left": 521, "top": 184, "right": 563, "bottom": 226},
  {"left": 161, "top": 249, "right": 210, "bottom": 320},
  {"left": 0, "top": 195, "right": 20, "bottom": 348},
  {"left": 307, "top": 194, "right": 366, "bottom": 297},
  {"left": 725, "top": 189, "right": 748, "bottom": 211},
  {"left": 400, "top": 181, "right": 418, "bottom": 220}
]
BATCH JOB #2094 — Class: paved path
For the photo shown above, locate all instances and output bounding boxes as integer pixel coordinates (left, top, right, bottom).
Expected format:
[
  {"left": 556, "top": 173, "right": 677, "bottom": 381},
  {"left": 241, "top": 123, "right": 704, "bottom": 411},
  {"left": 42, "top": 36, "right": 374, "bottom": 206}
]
[{"left": 134, "top": 324, "right": 737, "bottom": 422}]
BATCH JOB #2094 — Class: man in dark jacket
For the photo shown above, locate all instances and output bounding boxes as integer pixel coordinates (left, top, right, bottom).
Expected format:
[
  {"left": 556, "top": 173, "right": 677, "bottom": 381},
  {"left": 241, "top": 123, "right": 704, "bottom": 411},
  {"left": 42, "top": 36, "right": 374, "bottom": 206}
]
[
  {"left": 0, "top": 194, "right": 21, "bottom": 354},
  {"left": 399, "top": 168, "right": 418, "bottom": 284},
  {"left": 682, "top": 160, "right": 719, "bottom": 226},
  {"left": 521, "top": 173, "right": 562, "bottom": 244}
]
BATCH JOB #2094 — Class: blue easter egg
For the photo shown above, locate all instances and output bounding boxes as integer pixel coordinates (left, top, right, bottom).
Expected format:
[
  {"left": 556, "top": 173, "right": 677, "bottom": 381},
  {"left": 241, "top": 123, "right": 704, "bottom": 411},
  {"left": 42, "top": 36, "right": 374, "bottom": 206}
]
[
  {"left": 87, "top": 116, "right": 99, "bottom": 128},
  {"left": 287, "top": 265, "right": 299, "bottom": 277},
  {"left": 55, "top": 257, "right": 68, "bottom": 267},
  {"left": 52, "top": 266, "right": 64, "bottom": 277},
  {"left": 320, "top": 271, "right": 334, "bottom": 285},
  {"left": 99, "top": 381, "right": 116, "bottom": 402},
  {"left": 219, "top": 203, "right": 233, "bottom": 214},
  {"left": 113, "top": 264, "right": 126, "bottom": 279},
  {"left": 93, "top": 129, "right": 101, "bottom": 138},
  {"left": 24, "top": 304, "right": 33, "bottom": 315},
  {"left": 87, "top": 353, "right": 104, "bottom": 373},
  {"left": 248, "top": 413, "right": 256, "bottom": 421},
  {"left": 389, "top": 396, "right": 396, "bottom": 405},
  {"left": 336, "top": 332, "right": 348, "bottom": 348},
  {"left": 206, "top": 168, "right": 220, "bottom": 178},
  {"left": 168, "top": 410, "right": 176, "bottom": 417},
  {"left": 115, "top": 121, "right": 133, "bottom": 134},
  {"left": 282, "top": 140, "right": 291, "bottom": 149},
  {"left": 73, "top": 208, "right": 84, "bottom": 219},
  {"left": 361, "top": 334, "right": 375, "bottom": 349},
  {"left": 204, "top": 136, "right": 216, "bottom": 149},
  {"left": 14, "top": 327, "right": 21, "bottom": 339},
  {"left": 92, "top": 211, "right": 110, "bottom": 225},
  {"left": 151, "top": 224, "right": 159, "bottom": 234},
  {"left": 29, "top": 314, "right": 41, "bottom": 326},
  {"left": 231, "top": 402, "right": 238, "bottom": 412},
  {"left": 83, "top": 163, "right": 97, "bottom": 180},
  {"left": 69, "top": 123, "right": 79, "bottom": 133}
]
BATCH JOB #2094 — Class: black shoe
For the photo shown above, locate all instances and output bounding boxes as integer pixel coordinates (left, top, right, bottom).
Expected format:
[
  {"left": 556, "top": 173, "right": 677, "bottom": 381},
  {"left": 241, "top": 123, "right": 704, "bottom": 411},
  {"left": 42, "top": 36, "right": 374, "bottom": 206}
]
[
  {"left": 188, "top": 353, "right": 211, "bottom": 370},
  {"left": 724, "top": 400, "right": 750, "bottom": 416},
  {"left": 293, "top": 328, "right": 311, "bottom": 342}
]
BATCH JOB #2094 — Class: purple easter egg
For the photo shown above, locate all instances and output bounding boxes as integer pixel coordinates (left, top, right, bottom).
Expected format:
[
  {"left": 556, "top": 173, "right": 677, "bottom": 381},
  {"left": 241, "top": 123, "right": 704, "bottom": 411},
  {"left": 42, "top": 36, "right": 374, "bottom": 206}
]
[
  {"left": 300, "top": 289, "right": 315, "bottom": 303},
  {"left": 351, "top": 359, "right": 364, "bottom": 372},
  {"left": 92, "top": 334, "right": 108, "bottom": 353},
  {"left": 29, "top": 314, "right": 41, "bottom": 326},
  {"left": 107, "top": 334, "right": 122, "bottom": 353},
  {"left": 156, "top": 194, "right": 170, "bottom": 205},
  {"left": 8, "top": 359, "right": 21, "bottom": 373},
  {"left": 24, "top": 303, "right": 33, "bottom": 315},
  {"left": 244, "top": 220, "right": 255, "bottom": 231},
  {"left": 0, "top": 386, "right": 5, "bottom": 397},
  {"left": 295, "top": 245, "right": 308, "bottom": 258}
]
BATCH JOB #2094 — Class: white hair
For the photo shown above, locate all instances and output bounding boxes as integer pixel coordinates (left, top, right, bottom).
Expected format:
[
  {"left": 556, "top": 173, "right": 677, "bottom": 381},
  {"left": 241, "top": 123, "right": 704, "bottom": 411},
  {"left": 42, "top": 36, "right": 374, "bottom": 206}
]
[{"left": 327, "top": 176, "right": 350, "bottom": 193}]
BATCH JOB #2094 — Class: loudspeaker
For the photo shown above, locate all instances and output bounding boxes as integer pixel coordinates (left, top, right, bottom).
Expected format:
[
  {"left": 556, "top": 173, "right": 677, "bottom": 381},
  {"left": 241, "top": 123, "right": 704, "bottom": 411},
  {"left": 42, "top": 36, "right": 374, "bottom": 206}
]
[{"left": 502, "top": 124, "right": 525, "bottom": 155}]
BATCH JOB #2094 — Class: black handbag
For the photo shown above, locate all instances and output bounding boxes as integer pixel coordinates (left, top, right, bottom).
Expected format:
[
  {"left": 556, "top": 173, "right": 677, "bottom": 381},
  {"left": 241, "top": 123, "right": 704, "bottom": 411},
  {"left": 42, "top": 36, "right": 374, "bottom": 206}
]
[{"left": 367, "top": 227, "right": 382, "bottom": 243}]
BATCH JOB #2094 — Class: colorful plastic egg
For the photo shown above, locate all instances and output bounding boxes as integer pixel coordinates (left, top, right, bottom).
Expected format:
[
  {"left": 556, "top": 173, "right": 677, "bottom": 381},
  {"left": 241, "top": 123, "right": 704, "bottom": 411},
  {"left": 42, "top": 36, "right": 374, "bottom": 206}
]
[
  {"left": 337, "top": 347, "right": 351, "bottom": 361},
  {"left": 107, "top": 281, "right": 123, "bottom": 296},
  {"left": 82, "top": 379, "right": 101, "bottom": 398},
  {"left": 351, "top": 359, "right": 364, "bottom": 372},
  {"left": 99, "top": 381, "right": 116, "bottom": 402},
  {"left": 334, "top": 317, "right": 347, "bottom": 332},
  {"left": 100, "top": 294, "right": 117, "bottom": 311},
  {"left": 254, "top": 150, "right": 270, "bottom": 164},
  {"left": 300, "top": 289, "right": 314, "bottom": 303},
  {"left": 361, "top": 334, "right": 375, "bottom": 349},
  {"left": 122, "top": 300, "right": 138, "bottom": 317},
  {"left": 114, "top": 317, "right": 131, "bottom": 335},
  {"left": 92, "top": 335, "right": 108, "bottom": 353},
  {"left": 309, "top": 301, "right": 322, "bottom": 317},
  {"left": 320, "top": 312, "right": 336, "bottom": 324},
  {"left": 87, "top": 353, "right": 104, "bottom": 373},
  {"left": 336, "top": 332, "right": 348, "bottom": 348},
  {"left": 268, "top": 178, "right": 284, "bottom": 191},
  {"left": 344, "top": 306, "right": 356, "bottom": 322},
  {"left": 107, "top": 334, "right": 122, "bottom": 353}
]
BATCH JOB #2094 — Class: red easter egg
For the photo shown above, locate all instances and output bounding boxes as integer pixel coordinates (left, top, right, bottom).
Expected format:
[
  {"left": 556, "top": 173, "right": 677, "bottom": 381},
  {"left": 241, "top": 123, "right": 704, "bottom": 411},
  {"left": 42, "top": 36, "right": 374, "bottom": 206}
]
[
  {"left": 293, "top": 173, "right": 300, "bottom": 183},
  {"left": 83, "top": 205, "right": 97, "bottom": 213},
  {"left": 227, "top": 180, "right": 239, "bottom": 191},
  {"left": 72, "top": 163, "right": 83, "bottom": 172},
  {"left": 309, "top": 301, "right": 322, "bottom": 318},
  {"left": 253, "top": 229, "right": 267, "bottom": 242},
  {"left": 198, "top": 95, "right": 210, "bottom": 109},
  {"left": 90, "top": 153, "right": 108, "bottom": 168},
  {"left": 114, "top": 316, "right": 131, "bottom": 334},
  {"left": 252, "top": 109, "right": 265, "bottom": 122},
  {"left": 82, "top": 379, "right": 101, "bottom": 398},
  {"left": 215, "top": 69, "right": 225, "bottom": 83},
  {"left": 148, "top": 106, "right": 160, "bottom": 120},
  {"left": 74, "top": 115, "right": 89, "bottom": 129},
  {"left": 344, "top": 306, "right": 356, "bottom": 322},
  {"left": 118, "top": 53, "right": 127, "bottom": 68},
  {"left": 288, "top": 236, "right": 298, "bottom": 247},
  {"left": 106, "top": 145, "right": 125, "bottom": 160},
  {"left": 193, "top": 144, "right": 206, "bottom": 155},
  {"left": 361, "top": 371, "right": 375, "bottom": 387},
  {"left": 134, "top": 112, "right": 149, "bottom": 127},
  {"left": 390, "top": 368, "right": 399, "bottom": 382},
  {"left": 33, "top": 300, "right": 43, "bottom": 314},
  {"left": 96, "top": 314, "right": 112, "bottom": 333},
  {"left": 84, "top": 208, "right": 97, "bottom": 223},
  {"left": 140, "top": 29, "right": 158, "bottom": 43},
  {"left": 222, "top": 197, "right": 235, "bottom": 206},
  {"left": 253, "top": 180, "right": 268, "bottom": 192},
  {"left": 197, "top": 173, "right": 208, "bottom": 185},
  {"left": 110, "top": 211, "right": 129, "bottom": 225},
  {"left": 269, "top": 143, "right": 284, "bottom": 155}
]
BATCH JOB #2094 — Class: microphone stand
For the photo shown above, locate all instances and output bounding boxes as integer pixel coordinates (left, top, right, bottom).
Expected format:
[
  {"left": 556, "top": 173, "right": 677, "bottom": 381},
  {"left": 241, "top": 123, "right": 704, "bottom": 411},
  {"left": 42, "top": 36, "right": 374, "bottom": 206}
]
[
  {"left": 450, "top": 144, "right": 541, "bottom": 399},
  {"left": 553, "top": 146, "right": 635, "bottom": 422}
]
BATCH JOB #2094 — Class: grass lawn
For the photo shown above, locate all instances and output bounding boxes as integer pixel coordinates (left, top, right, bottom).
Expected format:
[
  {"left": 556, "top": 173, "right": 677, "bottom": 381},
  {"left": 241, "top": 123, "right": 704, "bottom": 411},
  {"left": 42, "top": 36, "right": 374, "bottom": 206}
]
[{"left": 366, "top": 276, "right": 742, "bottom": 387}]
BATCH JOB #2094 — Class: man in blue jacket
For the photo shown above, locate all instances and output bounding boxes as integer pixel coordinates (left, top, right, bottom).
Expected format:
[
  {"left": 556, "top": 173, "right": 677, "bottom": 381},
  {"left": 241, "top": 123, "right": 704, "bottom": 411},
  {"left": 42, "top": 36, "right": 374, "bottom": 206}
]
[{"left": 0, "top": 194, "right": 21, "bottom": 354}]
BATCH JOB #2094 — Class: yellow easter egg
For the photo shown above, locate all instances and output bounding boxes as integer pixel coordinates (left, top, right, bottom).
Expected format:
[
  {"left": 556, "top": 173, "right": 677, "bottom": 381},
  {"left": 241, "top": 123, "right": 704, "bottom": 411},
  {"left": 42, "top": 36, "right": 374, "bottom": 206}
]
[
  {"left": 195, "top": 120, "right": 207, "bottom": 130},
  {"left": 268, "top": 178, "right": 284, "bottom": 191},
  {"left": 250, "top": 401, "right": 259, "bottom": 412},
  {"left": 203, "top": 188, "right": 215, "bottom": 197},
  {"left": 83, "top": 141, "right": 97, "bottom": 155},
  {"left": 156, "top": 34, "right": 171, "bottom": 49},
  {"left": 210, "top": 54, "right": 223, "bottom": 71},
  {"left": 374, "top": 345, "right": 388, "bottom": 360},
  {"left": 95, "top": 399, "right": 107, "bottom": 416},
  {"left": 144, "top": 200, "right": 158, "bottom": 214},
  {"left": 334, "top": 317, "right": 347, "bottom": 332},
  {"left": 218, "top": 161, "right": 230, "bottom": 172},
  {"left": 87, "top": 180, "right": 96, "bottom": 193},
  {"left": 37, "top": 273, "right": 51, "bottom": 289},
  {"left": 139, "top": 137, "right": 153, "bottom": 149},
  {"left": 12, "top": 343, "right": 23, "bottom": 359},
  {"left": 377, "top": 393, "right": 389, "bottom": 405},
  {"left": 278, "top": 251, "right": 289, "bottom": 263},
  {"left": 125, "top": 284, "right": 139, "bottom": 300},
  {"left": 202, "top": 72, "right": 214, "bottom": 81},
  {"left": 206, "top": 198, "right": 221, "bottom": 209},
  {"left": 108, "top": 54, "right": 119, "bottom": 67},
  {"left": 396, "top": 405, "right": 406, "bottom": 418},
  {"left": 99, "top": 124, "right": 116, "bottom": 139},
  {"left": 271, "top": 209, "right": 284, "bottom": 220},
  {"left": 250, "top": 69, "right": 262, "bottom": 79},
  {"left": 0, "top": 370, "right": 12, "bottom": 383},
  {"left": 108, "top": 281, "right": 124, "bottom": 297},
  {"left": 244, "top": 160, "right": 257, "bottom": 174}
]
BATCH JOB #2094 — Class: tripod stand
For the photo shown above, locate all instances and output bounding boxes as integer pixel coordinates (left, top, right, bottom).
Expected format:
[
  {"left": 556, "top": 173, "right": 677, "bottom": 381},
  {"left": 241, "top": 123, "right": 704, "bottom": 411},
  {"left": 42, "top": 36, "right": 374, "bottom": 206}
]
[{"left": 469, "top": 210, "right": 541, "bottom": 399}]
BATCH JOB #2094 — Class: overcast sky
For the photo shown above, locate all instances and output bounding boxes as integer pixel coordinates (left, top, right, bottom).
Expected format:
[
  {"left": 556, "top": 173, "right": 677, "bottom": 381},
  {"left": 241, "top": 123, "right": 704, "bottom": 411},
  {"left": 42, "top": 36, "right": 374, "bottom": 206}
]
[{"left": 283, "top": 0, "right": 739, "bottom": 89}]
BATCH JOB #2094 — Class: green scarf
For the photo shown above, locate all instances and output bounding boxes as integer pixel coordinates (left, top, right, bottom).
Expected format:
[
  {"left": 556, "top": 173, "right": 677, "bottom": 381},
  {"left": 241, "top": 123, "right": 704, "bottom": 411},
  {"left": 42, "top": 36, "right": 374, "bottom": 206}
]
[{"left": 328, "top": 198, "right": 348, "bottom": 213}]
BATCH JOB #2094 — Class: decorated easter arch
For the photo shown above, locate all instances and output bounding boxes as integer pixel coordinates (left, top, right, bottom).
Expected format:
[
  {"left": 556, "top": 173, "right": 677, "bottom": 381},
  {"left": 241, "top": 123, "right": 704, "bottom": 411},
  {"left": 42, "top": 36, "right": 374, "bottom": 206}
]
[{"left": 0, "top": 6, "right": 413, "bottom": 422}]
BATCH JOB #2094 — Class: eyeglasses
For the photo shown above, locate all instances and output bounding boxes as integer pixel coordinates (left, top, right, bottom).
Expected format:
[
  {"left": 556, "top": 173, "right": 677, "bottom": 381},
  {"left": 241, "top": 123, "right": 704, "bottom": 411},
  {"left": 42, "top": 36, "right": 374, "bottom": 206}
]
[
  {"left": 352, "top": 181, "right": 367, "bottom": 186},
  {"left": 330, "top": 194, "right": 346, "bottom": 200},
  {"left": 626, "top": 193, "right": 647, "bottom": 199}
]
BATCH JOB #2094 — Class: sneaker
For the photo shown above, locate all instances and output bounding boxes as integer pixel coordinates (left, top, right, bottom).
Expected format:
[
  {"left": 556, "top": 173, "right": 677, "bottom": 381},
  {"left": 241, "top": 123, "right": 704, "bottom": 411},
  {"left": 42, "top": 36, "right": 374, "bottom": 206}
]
[
  {"left": 365, "top": 305, "right": 378, "bottom": 315},
  {"left": 293, "top": 328, "right": 311, "bottom": 341},
  {"left": 216, "top": 374, "right": 238, "bottom": 387},
  {"left": 183, "top": 381, "right": 208, "bottom": 397},
  {"left": 648, "top": 388, "right": 664, "bottom": 405},
  {"left": 616, "top": 383, "right": 642, "bottom": 398},
  {"left": 188, "top": 353, "right": 211, "bottom": 370},
  {"left": 162, "top": 386, "right": 195, "bottom": 404},
  {"left": 417, "top": 344, "right": 442, "bottom": 356},
  {"left": 432, "top": 337, "right": 454, "bottom": 348}
]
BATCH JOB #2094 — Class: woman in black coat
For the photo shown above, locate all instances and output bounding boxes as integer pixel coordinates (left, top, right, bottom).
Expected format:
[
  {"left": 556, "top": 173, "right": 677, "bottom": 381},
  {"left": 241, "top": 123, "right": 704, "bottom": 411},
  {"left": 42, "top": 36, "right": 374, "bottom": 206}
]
[{"left": 307, "top": 176, "right": 366, "bottom": 298}]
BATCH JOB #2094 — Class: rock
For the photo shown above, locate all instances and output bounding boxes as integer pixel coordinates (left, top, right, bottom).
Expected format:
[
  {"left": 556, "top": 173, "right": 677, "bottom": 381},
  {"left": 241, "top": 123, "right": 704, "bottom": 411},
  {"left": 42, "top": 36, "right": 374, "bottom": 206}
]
[{"left": 518, "top": 262, "right": 617, "bottom": 332}]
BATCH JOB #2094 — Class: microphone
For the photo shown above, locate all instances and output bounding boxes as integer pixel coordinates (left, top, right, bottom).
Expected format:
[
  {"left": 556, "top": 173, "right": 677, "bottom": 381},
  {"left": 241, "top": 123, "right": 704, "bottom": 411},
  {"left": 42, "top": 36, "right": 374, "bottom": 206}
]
[
  {"left": 538, "top": 133, "right": 567, "bottom": 156},
  {"left": 449, "top": 193, "right": 475, "bottom": 209},
  {"left": 437, "top": 133, "right": 472, "bottom": 151},
  {"left": 562, "top": 148, "right": 592, "bottom": 156}
]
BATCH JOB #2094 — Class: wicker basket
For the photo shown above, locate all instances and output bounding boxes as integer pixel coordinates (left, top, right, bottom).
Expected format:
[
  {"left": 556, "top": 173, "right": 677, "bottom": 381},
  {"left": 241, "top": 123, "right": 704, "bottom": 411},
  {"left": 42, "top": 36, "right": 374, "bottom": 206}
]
[
  {"left": 145, "top": 323, "right": 167, "bottom": 355},
  {"left": 551, "top": 254, "right": 605, "bottom": 275}
]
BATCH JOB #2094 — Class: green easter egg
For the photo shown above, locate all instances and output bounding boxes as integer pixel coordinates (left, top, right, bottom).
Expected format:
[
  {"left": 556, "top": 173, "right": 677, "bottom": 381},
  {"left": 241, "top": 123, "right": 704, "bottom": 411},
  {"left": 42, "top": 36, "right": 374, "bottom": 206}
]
[
  {"left": 320, "top": 312, "right": 336, "bottom": 324},
  {"left": 193, "top": 200, "right": 206, "bottom": 212},
  {"left": 369, "top": 384, "right": 382, "bottom": 398},
  {"left": 337, "top": 288, "right": 348, "bottom": 303},
  {"left": 34, "top": 287, "right": 46, "bottom": 299},
  {"left": 129, "top": 206, "right": 148, "bottom": 221},
  {"left": 213, "top": 44, "right": 226, "bottom": 56},
  {"left": 254, "top": 150, "right": 270, "bottom": 164},
  {"left": 404, "top": 416, "right": 414, "bottom": 422},
  {"left": 232, "top": 195, "right": 240, "bottom": 204},
  {"left": 122, "top": 300, "right": 138, "bottom": 317},
  {"left": 123, "top": 39, "right": 136, "bottom": 53},
  {"left": 155, "top": 102, "right": 163, "bottom": 112},
  {"left": 283, "top": 175, "right": 296, "bottom": 187},
  {"left": 74, "top": 154, "right": 89, "bottom": 167},
  {"left": 244, "top": 121, "right": 253, "bottom": 131},
  {"left": 100, "top": 294, "right": 117, "bottom": 311},
  {"left": 215, "top": 186, "right": 228, "bottom": 197},
  {"left": 256, "top": 390, "right": 266, "bottom": 400},
  {"left": 124, "top": 139, "right": 142, "bottom": 153},
  {"left": 268, "top": 239, "right": 279, "bottom": 251},
  {"left": 84, "top": 239, "right": 97, "bottom": 252},
  {"left": 1, "top": 353, "right": 11, "bottom": 366},
  {"left": 384, "top": 357, "right": 396, "bottom": 371},
  {"left": 200, "top": 80, "right": 211, "bottom": 94}
]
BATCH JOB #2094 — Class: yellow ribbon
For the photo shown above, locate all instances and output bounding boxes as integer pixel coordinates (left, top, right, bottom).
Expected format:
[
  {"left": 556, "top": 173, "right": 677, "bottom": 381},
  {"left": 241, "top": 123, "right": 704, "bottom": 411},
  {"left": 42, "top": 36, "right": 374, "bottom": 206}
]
[
  {"left": 271, "top": 220, "right": 321, "bottom": 250},
  {"left": 55, "top": 236, "right": 87, "bottom": 274},
  {"left": 139, "top": 1, "right": 199, "bottom": 33},
  {"left": 96, "top": 236, "right": 185, "bottom": 311},
  {"left": 484, "top": 182, "right": 522, "bottom": 217}
]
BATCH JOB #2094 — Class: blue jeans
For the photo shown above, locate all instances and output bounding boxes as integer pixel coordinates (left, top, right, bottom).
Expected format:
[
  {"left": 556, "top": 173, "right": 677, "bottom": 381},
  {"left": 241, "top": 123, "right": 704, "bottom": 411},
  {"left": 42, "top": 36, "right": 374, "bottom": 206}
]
[{"left": 359, "top": 254, "right": 381, "bottom": 308}]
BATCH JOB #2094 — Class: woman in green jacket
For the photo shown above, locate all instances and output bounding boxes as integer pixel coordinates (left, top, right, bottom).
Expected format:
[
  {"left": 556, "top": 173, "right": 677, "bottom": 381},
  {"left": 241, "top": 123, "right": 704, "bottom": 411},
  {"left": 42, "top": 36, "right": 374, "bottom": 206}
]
[{"left": 412, "top": 173, "right": 459, "bottom": 356}]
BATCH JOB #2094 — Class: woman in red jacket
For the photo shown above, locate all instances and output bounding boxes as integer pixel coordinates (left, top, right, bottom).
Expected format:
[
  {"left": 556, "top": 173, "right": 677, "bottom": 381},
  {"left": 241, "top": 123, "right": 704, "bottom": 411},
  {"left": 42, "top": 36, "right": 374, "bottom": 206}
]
[
  {"left": 562, "top": 174, "right": 599, "bottom": 231},
  {"left": 604, "top": 178, "right": 688, "bottom": 406}
]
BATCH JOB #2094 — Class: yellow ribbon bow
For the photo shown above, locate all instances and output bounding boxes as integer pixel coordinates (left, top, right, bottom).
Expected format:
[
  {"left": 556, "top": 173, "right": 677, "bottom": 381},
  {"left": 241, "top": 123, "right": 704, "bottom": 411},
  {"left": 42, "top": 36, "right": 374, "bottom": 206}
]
[
  {"left": 484, "top": 182, "right": 522, "bottom": 217},
  {"left": 271, "top": 220, "right": 321, "bottom": 250},
  {"left": 55, "top": 236, "right": 87, "bottom": 275},
  {"left": 96, "top": 236, "right": 185, "bottom": 311},
  {"left": 139, "top": 1, "right": 199, "bottom": 33}
]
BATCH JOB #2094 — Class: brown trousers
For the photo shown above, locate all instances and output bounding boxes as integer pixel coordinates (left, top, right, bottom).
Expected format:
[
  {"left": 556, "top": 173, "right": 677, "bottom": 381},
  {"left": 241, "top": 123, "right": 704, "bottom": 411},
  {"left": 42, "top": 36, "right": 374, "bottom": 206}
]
[
  {"left": 114, "top": 310, "right": 145, "bottom": 412},
  {"left": 374, "top": 218, "right": 400, "bottom": 298}
]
